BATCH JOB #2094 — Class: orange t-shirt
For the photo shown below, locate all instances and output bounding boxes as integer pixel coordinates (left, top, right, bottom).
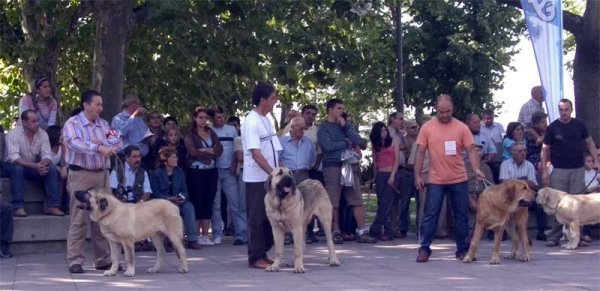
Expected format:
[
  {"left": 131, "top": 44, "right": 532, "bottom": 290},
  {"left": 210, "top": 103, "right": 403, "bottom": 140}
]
[{"left": 416, "top": 117, "right": 474, "bottom": 184}]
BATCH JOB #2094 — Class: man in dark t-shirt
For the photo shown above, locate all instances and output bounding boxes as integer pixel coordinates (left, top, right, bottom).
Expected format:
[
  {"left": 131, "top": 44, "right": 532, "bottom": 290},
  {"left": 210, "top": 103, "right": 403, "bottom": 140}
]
[{"left": 541, "top": 99, "right": 599, "bottom": 247}]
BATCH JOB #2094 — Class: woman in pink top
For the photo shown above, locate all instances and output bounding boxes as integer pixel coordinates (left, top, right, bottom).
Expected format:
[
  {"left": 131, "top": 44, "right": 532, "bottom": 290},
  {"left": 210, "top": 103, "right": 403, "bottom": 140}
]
[
  {"left": 368, "top": 122, "right": 400, "bottom": 241},
  {"left": 18, "top": 77, "right": 58, "bottom": 129}
]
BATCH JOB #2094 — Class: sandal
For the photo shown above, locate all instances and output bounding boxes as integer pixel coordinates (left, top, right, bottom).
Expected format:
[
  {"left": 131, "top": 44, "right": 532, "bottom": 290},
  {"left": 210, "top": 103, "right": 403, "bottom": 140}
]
[{"left": 333, "top": 231, "right": 344, "bottom": 245}]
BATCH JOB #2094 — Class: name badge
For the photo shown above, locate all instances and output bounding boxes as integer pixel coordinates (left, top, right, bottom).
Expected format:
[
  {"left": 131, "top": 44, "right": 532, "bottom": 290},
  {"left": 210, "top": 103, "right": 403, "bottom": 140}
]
[{"left": 444, "top": 140, "right": 457, "bottom": 155}]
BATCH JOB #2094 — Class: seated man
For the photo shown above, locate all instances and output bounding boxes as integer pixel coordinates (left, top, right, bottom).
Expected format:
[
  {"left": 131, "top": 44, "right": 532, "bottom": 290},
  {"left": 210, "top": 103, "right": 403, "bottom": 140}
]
[
  {"left": 2, "top": 110, "right": 63, "bottom": 217},
  {"left": 499, "top": 143, "right": 537, "bottom": 190},
  {"left": 109, "top": 145, "right": 151, "bottom": 204},
  {"left": 108, "top": 145, "right": 153, "bottom": 251}
]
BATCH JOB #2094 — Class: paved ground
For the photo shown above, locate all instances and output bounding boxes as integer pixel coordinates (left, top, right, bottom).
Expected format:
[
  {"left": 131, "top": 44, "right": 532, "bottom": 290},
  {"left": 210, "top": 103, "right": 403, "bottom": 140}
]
[{"left": 0, "top": 236, "right": 599, "bottom": 291}]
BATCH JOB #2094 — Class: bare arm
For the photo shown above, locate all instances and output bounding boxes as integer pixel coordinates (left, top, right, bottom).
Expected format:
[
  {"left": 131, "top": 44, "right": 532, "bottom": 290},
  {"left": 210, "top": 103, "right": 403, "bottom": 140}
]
[
  {"left": 250, "top": 149, "right": 273, "bottom": 175},
  {"left": 585, "top": 137, "right": 599, "bottom": 168},
  {"left": 466, "top": 144, "right": 484, "bottom": 180},
  {"left": 540, "top": 143, "right": 551, "bottom": 186},
  {"left": 414, "top": 145, "right": 426, "bottom": 190}
]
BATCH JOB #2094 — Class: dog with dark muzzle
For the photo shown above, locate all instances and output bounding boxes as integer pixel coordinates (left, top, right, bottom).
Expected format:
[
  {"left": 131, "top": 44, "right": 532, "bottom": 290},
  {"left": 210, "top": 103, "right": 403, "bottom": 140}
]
[
  {"left": 75, "top": 188, "right": 188, "bottom": 277},
  {"left": 264, "top": 167, "right": 340, "bottom": 273}
]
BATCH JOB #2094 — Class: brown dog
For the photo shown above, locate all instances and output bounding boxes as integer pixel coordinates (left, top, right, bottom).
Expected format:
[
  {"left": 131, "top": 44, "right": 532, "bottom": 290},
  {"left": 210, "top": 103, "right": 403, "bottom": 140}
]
[
  {"left": 537, "top": 187, "right": 600, "bottom": 250},
  {"left": 264, "top": 167, "right": 340, "bottom": 273},
  {"left": 463, "top": 180, "right": 535, "bottom": 264},
  {"left": 75, "top": 188, "right": 188, "bottom": 277}
]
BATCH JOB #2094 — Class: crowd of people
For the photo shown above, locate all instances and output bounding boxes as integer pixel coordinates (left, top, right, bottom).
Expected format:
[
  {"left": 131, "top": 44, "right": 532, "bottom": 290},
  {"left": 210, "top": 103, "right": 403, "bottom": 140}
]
[{"left": 0, "top": 79, "right": 598, "bottom": 268}]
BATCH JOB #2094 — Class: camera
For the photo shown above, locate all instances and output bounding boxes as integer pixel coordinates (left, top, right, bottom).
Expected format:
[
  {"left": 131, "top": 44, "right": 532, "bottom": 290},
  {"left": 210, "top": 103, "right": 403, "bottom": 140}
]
[{"left": 114, "top": 186, "right": 133, "bottom": 200}]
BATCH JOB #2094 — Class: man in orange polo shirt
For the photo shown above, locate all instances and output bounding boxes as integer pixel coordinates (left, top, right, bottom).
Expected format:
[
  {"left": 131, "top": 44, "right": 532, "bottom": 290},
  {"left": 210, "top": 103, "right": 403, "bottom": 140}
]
[{"left": 413, "top": 94, "right": 485, "bottom": 263}]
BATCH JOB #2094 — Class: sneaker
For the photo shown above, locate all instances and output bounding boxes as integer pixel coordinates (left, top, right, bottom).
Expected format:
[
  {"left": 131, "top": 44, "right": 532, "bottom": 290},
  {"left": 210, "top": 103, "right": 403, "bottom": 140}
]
[
  {"left": 199, "top": 236, "right": 215, "bottom": 246},
  {"left": 13, "top": 208, "right": 27, "bottom": 217},
  {"left": 213, "top": 236, "right": 222, "bottom": 245},
  {"left": 545, "top": 241, "right": 559, "bottom": 247},
  {"left": 332, "top": 230, "right": 344, "bottom": 245},
  {"left": 356, "top": 229, "right": 377, "bottom": 244},
  {"left": 232, "top": 239, "right": 246, "bottom": 246}
]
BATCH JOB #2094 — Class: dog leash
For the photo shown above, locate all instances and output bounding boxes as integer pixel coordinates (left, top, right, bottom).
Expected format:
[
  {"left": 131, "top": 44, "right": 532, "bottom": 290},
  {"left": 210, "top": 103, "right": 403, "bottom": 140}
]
[
  {"left": 474, "top": 178, "right": 494, "bottom": 192},
  {"left": 575, "top": 170, "right": 598, "bottom": 194}
]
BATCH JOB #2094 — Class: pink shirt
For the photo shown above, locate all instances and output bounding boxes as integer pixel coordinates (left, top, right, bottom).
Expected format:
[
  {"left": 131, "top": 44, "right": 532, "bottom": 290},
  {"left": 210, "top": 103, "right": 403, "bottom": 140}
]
[
  {"left": 374, "top": 145, "right": 395, "bottom": 169},
  {"left": 62, "top": 112, "right": 122, "bottom": 170}
]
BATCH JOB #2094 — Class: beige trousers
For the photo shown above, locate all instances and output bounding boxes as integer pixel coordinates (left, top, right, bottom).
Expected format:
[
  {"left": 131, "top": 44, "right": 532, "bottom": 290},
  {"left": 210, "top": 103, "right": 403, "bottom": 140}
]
[{"left": 66, "top": 170, "right": 111, "bottom": 268}]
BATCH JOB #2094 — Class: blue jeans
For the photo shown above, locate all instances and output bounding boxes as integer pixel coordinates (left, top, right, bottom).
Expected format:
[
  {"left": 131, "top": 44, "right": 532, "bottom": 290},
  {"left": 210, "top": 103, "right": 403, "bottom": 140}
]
[
  {"left": 212, "top": 168, "right": 247, "bottom": 242},
  {"left": 2, "top": 162, "right": 60, "bottom": 208},
  {"left": 419, "top": 181, "right": 469, "bottom": 256},
  {"left": 397, "top": 169, "right": 419, "bottom": 233},
  {"left": 179, "top": 200, "right": 198, "bottom": 242}
]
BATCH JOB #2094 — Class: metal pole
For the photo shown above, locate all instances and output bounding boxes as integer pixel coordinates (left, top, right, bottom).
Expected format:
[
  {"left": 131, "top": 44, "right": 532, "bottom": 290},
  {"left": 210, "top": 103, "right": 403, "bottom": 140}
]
[{"left": 396, "top": 0, "right": 404, "bottom": 113}]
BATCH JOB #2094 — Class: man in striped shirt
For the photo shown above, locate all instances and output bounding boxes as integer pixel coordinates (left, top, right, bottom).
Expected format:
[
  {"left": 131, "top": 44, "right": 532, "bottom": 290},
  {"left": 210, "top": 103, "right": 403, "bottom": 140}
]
[
  {"left": 63, "top": 90, "right": 122, "bottom": 274},
  {"left": 499, "top": 143, "right": 537, "bottom": 189},
  {"left": 317, "top": 99, "right": 376, "bottom": 244}
]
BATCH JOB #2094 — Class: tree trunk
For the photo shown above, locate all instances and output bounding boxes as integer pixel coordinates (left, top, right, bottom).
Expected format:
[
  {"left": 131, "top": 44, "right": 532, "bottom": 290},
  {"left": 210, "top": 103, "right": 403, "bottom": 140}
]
[
  {"left": 573, "top": 0, "right": 599, "bottom": 145},
  {"left": 91, "top": 0, "right": 135, "bottom": 121}
]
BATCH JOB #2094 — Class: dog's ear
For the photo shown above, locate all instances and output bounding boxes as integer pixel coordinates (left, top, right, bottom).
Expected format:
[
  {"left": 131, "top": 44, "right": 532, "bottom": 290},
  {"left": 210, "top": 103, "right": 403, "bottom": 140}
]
[
  {"left": 278, "top": 168, "right": 283, "bottom": 176},
  {"left": 98, "top": 197, "right": 108, "bottom": 212},
  {"left": 265, "top": 174, "right": 273, "bottom": 192},
  {"left": 506, "top": 183, "right": 517, "bottom": 201},
  {"left": 74, "top": 190, "right": 91, "bottom": 203},
  {"left": 546, "top": 189, "right": 561, "bottom": 209},
  {"left": 537, "top": 189, "right": 548, "bottom": 204}
]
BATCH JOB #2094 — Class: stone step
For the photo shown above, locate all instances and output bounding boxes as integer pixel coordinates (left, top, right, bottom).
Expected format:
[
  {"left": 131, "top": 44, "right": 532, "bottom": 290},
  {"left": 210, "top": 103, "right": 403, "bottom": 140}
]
[
  {"left": 1, "top": 178, "right": 48, "bottom": 214},
  {"left": 10, "top": 214, "right": 91, "bottom": 255}
]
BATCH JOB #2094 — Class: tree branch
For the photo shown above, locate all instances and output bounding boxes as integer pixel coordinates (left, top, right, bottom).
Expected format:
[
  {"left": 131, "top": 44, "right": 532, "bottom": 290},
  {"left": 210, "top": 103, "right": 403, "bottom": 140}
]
[
  {"left": 68, "top": 0, "right": 92, "bottom": 33},
  {"left": 0, "top": 3, "right": 24, "bottom": 45},
  {"left": 496, "top": 0, "right": 584, "bottom": 37}
]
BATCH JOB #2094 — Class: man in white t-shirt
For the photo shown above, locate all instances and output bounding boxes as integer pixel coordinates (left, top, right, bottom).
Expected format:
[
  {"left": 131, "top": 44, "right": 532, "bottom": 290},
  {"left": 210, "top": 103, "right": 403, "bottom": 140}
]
[{"left": 241, "top": 82, "right": 282, "bottom": 269}]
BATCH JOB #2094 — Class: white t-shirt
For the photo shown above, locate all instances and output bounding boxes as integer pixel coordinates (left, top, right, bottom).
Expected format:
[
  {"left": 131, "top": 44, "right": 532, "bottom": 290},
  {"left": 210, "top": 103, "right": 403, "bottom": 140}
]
[{"left": 241, "top": 110, "right": 282, "bottom": 182}]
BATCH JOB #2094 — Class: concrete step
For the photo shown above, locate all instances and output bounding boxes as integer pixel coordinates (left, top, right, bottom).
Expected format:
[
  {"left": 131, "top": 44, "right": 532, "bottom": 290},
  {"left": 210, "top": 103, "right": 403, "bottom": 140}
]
[
  {"left": 10, "top": 214, "right": 91, "bottom": 255},
  {"left": 1, "top": 178, "right": 47, "bottom": 214}
]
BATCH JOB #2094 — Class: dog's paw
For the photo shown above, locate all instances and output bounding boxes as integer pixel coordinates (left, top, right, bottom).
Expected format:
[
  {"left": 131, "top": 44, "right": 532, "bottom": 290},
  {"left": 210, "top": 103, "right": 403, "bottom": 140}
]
[
  {"left": 462, "top": 254, "right": 475, "bottom": 263},
  {"left": 561, "top": 243, "right": 577, "bottom": 250},
  {"left": 147, "top": 267, "right": 159, "bottom": 274},
  {"left": 504, "top": 253, "right": 516, "bottom": 260},
  {"left": 103, "top": 270, "right": 117, "bottom": 276},
  {"left": 489, "top": 257, "right": 501, "bottom": 265},
  {"left": 519, "top": 254, "right": 530, "bottom": 262},
  {"left": 265, "top": 264, "right": 280, "bottom": 272},
  {"left": 293, "top": 264, "right": 306, "bottom": 274},
  {"left": 329, "top": 258, "right": 341, "bottom": 267},
  {"left": 178, "top": 266, "right": 188, "bottom": 273},
  {"left": 123, "top": 269, "right": 135, "bottom": 277}
]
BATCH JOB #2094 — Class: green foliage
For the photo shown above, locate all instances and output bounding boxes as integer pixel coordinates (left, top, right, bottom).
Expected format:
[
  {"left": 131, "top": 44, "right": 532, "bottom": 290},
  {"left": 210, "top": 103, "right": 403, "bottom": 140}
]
[{"left": 0, "top": 0, "right": 526, "bottom": 129}]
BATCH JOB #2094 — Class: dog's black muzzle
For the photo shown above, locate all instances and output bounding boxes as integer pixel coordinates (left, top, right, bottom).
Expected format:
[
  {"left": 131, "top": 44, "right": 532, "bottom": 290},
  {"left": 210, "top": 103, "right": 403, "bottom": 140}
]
[
  {"left": 276, "top": 175, "right": 295, "bottom": 199},
  {"left": 74, "top": 190, "right": 92, "bottom": 211}
]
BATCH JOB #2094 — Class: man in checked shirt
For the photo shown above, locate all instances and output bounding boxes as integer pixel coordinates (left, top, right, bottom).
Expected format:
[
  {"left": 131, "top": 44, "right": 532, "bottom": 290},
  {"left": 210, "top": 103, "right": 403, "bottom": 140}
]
[{"left": 62, "top": 90, "right": 123, "bottom": 274}]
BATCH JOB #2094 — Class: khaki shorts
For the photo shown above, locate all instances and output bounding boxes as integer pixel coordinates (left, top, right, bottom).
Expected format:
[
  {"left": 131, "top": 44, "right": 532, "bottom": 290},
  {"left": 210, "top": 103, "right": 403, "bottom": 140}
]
[{"left": 322, "top": 165, "right": 363, "bottom": 207}]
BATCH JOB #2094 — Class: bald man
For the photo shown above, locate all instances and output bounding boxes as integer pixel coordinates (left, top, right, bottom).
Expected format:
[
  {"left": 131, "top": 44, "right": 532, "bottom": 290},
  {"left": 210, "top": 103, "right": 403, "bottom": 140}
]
[{"left": 414, "top": 94, "right": 485, "bottom": 263}]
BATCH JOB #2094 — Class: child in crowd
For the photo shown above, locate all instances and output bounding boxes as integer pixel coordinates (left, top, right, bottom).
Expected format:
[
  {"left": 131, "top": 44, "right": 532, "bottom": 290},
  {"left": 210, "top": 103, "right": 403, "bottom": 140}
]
[{"left": 581, "top": 152, "right": 599, "bottom": 243}]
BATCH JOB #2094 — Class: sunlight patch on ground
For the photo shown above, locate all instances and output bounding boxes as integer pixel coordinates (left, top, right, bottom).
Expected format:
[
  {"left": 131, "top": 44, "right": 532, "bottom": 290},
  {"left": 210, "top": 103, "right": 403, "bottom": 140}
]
[{"left": 440, "top": 276, "right": 475, "bottom": 280}]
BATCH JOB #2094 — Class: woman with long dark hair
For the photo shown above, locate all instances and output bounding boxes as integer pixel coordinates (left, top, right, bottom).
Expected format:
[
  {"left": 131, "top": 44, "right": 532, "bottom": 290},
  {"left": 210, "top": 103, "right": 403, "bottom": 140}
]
[
  {"left": 184, "top": 107, "right": 223, "bottom": 246},
  {"left": 18, "top": 77, "right": 58, "bottom": 129},
  {"left": 368, "top": 121, "right": 400, "bottom": 241}
]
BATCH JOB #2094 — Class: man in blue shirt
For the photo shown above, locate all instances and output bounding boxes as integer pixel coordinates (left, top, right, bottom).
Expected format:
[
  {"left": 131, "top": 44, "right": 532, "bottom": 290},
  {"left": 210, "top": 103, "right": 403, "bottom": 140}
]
[
  {"left": 111, "top": 95, "right": 149, "bottom": 157},
  {"left": 209, "top": 105, "right": 247, "bottom": 246},
  {"left": 278, "top": 116, "right": 315, "bottom": 245},
  {"left": 278, "top": 117, "right": 315, "bottom": 184}
]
